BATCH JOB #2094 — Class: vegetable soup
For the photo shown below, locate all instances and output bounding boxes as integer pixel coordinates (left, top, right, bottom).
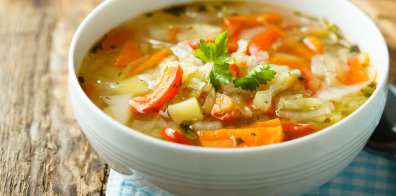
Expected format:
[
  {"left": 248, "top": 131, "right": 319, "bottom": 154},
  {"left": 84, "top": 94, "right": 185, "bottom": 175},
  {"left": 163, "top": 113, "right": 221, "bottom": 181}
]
[{"left": 78, "top": 1, "right": 377, "bottom": 148}]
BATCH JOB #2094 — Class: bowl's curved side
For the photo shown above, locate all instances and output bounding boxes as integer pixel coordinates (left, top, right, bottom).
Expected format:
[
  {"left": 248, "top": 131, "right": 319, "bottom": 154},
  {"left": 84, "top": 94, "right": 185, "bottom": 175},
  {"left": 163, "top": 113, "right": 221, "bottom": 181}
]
[{"left": 68, "top": 0, "right": 389, "bottom": 195}]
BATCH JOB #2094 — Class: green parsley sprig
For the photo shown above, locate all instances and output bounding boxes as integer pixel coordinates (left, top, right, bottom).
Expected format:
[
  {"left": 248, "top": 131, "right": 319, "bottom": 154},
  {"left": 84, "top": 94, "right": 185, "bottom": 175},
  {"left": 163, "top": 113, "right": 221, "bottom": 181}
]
[
  {"left": 195, "top": 31, "right": 277, "bottom": 91},
  {"left": 232, "top": 56, "right": 276, "bottom": 91},
  {"left": 195, "top": 32, "right": 233, "bottom": 91}
]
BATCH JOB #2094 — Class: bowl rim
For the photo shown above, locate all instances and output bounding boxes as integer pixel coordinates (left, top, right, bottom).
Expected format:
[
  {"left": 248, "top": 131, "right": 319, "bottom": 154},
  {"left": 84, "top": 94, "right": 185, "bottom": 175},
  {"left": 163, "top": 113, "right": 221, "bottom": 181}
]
[{"left": 68, "top": 0, "right": 389, "bottom": 154}]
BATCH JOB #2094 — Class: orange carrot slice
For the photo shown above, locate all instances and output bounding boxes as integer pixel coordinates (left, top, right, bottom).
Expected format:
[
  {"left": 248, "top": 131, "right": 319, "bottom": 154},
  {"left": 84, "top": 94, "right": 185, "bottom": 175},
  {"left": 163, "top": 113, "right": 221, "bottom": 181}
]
[
  {"left": 199, "top": 126, "right": 284, "bottom": 148},
  {"left": 212, "top": 94, "right": 237, "bottom": 115},
  {"left": 279, "top": 41, "right": 315, "bottom": 62},
  {"left": 224, "top": 13, "right": 281, "bottom": 28},
  {"left": 229, "top": 61, "right": 247, "bottom": 77},
  {"left": 251, "top": 118, "right": 282, "bottom": 128},
  {"left": 129, "top": 49, "right": 171, "bottom": 76},
  {"left": 161, "top": 128, "right": 193, "bottom": 145},
  {"left": 268, "top": 58, "right": 321, "bottom": 93},
  {"left": 346, "top": 58, "right": 367, "bottom": 85},
  {"left": 282, "top": 124, "right": 315, "bottom": 140},
  {"left": 130, "top": 63, "right": 182, "bottom": 113},
  {"left": 248, "top": 26, "right": 286, "bottom": 55},
  {"left": 210, "top": 94, "right": 238, "bottom": 121},
  {"left": 114, "top": 39, "right": 141, "bottom": 67},
  {"left": 101, "top": 27, "right": 133, "bottom": 52},
  {"left": 227, "top": 36, "right": 239, "bottom": 53},
  {"left": 303, "top": 36, "right": 324, "bottom": 54},
  {"left": 81, "top": 83, "right": 94, "bottom": 97},
  {"left": 169, "top": 27, "right": 181, "bottom": 43}
]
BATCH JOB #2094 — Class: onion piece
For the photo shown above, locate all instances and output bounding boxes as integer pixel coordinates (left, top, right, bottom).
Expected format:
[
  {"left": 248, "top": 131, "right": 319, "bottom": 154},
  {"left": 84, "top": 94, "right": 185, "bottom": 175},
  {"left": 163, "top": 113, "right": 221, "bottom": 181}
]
[
  {"left": 170, "top": 42, "right": 194, "bottom": 60},
  {"left": 193, "top": 121, "right": 222, "bottom": 131},
  {"left": 109, "top": 105, "right": 132, "bottom": 124},
  {"left": 102, "top": 94, "right": 132, "bottom": 107},
  {"left": 316, "top": 82, "right": 369, "bottom": 102},
  {"left": 101, "top": 94, "right": 133, "bottom": 124},
  {"left": 202, "top": 88, "right": 215, "bottom": 114},
  {"left": 276, "top": 106, "right": 331, "bottom": 120},
  {"left": 176, "top": 23, "right": 222, "bottom": 41},
  {"left": 281, "top": 98, "right": 323, "bottom": 111}
]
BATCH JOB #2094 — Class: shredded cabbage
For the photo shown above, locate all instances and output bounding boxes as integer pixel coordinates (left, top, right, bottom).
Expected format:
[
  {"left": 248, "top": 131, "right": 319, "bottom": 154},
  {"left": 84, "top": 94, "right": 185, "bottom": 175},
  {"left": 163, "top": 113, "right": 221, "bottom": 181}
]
[
  {"left": 176, "top": 23, "right": 222, "bottom": 41},
  {"left": 316, "top": 82, "right": 369, "bottom": 102},
  {"left": 253, "top": 70, "right": 300, "bottom": 112}
]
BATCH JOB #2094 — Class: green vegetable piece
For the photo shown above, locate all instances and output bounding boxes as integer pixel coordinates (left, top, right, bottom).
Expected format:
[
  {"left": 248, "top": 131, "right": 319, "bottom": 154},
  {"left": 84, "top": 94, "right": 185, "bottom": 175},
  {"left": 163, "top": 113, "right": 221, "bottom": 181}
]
[
  {"left": 233, "top": 64, "right": 276, "bottom": 91},
  {"left": 324, "top": 118, "right": 331, "bottom": 123},
  {"left": 298, "top": 75, "right": 305, "bottom": 81},
  {"left": 360, "top": 81, "right": 377, "bottom": 98},
  {"left": 178, "top": 120, "right": 198, "bottom": 140},
  {"left": 198, "top": 5, "right": 207, "bottom": 12},
  {"left": 163, "top": 6, "right": 187, "bottom": 16},
  {"left": 195, "top": 32, "right": 233, "bottom": 91},
  {"left": 298, "top": 37, "right": 305, "bottom": 43},
  {"left": 350, "top": 45, "right": 360, "bottom": 54}
]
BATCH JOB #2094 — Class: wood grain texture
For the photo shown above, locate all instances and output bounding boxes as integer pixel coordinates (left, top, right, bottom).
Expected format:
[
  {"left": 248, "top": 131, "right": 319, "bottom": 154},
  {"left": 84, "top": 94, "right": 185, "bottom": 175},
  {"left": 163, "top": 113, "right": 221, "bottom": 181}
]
[
  {"left": 0, "top": 0, "right": 108, "bottom": 195},
  {"left": 0, "top": 0, "right": 395, "bottom": 195}
]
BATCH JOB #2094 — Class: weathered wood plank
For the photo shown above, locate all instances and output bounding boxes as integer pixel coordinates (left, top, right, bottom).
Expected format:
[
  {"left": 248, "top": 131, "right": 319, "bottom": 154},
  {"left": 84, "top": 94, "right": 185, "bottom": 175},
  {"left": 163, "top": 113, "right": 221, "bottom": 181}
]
[{"left": 0, "top": 0, "right": 106, "bottom": 195}]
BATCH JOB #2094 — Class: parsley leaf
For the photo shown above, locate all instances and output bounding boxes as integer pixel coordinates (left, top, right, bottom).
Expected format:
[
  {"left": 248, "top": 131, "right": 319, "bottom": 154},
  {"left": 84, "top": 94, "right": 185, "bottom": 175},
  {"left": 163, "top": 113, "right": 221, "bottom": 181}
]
[
  {"left": 195, "top": 32, "right": 233, "bottom": 91},
  {"left": 209, "top": 32, "right": 231, "bottom": 64},
  {"left": 233, "top": 63, "right": 276, "bottom": 91},
  {"left": 211, "top": 63, "right": 233, "bottom": 90},
  {"left": 195, "top": 39, "right": 212, "bottom": 62}
]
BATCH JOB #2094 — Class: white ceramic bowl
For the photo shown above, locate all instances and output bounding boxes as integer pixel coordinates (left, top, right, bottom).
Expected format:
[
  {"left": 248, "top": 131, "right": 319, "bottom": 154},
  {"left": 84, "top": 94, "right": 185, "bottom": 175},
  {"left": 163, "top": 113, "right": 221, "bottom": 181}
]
[{"left": 68, "top": 0, "right": 389, "bottom": 195}]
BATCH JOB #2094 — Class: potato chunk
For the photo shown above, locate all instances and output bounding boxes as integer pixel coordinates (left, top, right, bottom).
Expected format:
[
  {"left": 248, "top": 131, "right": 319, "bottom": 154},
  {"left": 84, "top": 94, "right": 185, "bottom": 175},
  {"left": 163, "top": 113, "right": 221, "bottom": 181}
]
[{"left": 168, "top": 98, "right": 204, "bottom": 124}]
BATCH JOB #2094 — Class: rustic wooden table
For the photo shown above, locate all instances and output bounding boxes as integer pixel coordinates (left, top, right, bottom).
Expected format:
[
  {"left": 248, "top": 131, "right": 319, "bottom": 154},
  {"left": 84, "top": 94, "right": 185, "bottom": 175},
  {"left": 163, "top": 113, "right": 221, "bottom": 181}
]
[{"left": 0, "top": 0, "right": 395, "bottom": 195}]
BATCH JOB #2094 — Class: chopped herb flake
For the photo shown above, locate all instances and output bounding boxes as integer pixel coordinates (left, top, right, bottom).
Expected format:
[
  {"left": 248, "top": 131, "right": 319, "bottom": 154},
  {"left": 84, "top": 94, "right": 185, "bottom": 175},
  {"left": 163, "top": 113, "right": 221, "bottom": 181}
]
[
  {"left": 198, "top": 5, "right": 207, "bottom": 12},
  {"left": 361, "top": 81, "right": 377, "bottom": 98},
  {"left": 251, "top": 132, "right": 256, "bottom": 136},
  {"left": 90, "top": 42, "right": 103, "bottom": 54},
  {"left": 214, "top": 5, "right": 222, "bottom": 10},
  {"left": 78, "top": 76, "right": 85, "bottom": 83},
  {"left": 298, "top": 75, "right": 305, "bottom": 81},
  {"left": 298, "top": 37, "right": 305, "bottom": 43},
  {"left": 350, "top": 45, "right": 360, "bottom": 54},
  {"left": 178, "top": 120, "right": 197, "bottom": 140},
  {"left": 324, "top": 118, "right": 331, "bottom": 123},
  {"left": 163, "top": 6, "right": 186, "bottom": 16},
  {"left": 235, "top": 137, "right": 244, "bottom": 146},
  {"left": 105, "top": 97, "right": 111, "bottom": 100}
]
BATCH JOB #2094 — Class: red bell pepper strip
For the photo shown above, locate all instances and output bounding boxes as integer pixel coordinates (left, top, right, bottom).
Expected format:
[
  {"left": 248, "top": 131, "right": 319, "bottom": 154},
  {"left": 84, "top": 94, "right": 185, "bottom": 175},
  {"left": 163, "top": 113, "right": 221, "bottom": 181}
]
[
  {"left": 130, "top": 63, "right": 183, "bottom": 113},
  {"left": 160, "top": 128, "right": 193, "bottom": 145}
]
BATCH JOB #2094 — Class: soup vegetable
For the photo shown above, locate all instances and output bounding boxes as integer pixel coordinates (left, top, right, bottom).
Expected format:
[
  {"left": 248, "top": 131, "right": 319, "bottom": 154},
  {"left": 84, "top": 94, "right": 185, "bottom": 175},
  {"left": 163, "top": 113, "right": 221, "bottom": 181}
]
[{"left": 78, "top": 2, "right": 377, "bottom": 148}]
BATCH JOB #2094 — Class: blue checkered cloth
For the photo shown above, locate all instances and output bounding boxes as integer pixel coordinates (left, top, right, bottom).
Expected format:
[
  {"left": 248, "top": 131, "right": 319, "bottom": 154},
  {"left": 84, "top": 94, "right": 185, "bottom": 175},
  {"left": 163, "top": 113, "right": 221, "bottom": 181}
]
[{"left": 106, "top": 150, "right": 396, "bottom": 196}]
